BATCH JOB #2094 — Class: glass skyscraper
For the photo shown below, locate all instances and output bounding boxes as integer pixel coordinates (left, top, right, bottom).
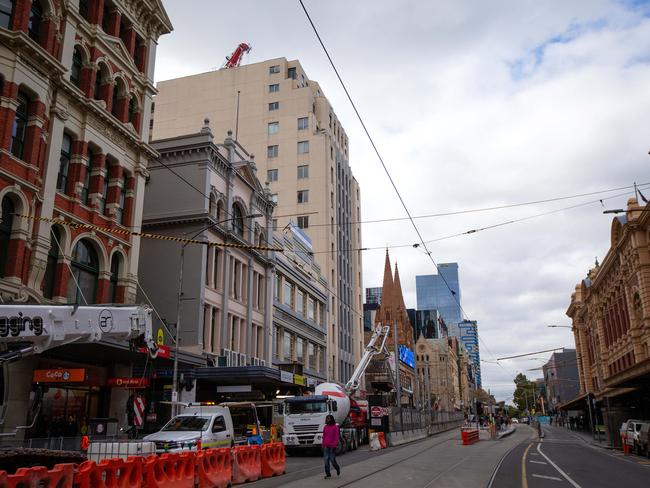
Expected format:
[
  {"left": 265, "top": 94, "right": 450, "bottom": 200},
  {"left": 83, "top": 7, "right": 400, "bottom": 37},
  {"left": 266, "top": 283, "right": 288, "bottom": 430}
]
[
  {"left": 458, "top": 320, "right": 481, "bottom": 388},
  {"left": 416, "top": 263, "right": 462, "bottom": 336}
]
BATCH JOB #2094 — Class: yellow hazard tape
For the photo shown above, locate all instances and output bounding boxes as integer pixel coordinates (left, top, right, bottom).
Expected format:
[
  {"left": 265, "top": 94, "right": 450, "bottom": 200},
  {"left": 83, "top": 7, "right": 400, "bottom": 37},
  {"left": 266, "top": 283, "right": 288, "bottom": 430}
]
[{"left": 15, "top": 214, "right": 283, "bottom": 252}]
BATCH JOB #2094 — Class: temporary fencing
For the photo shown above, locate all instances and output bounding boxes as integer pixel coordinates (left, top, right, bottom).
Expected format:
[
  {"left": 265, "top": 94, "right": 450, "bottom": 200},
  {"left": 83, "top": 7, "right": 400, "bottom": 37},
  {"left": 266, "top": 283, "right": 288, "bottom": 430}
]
[
  {"left": 197, "top": 448, "right": 231, "bottom": 488},
  {"left": 2, "top": 463, "right": 75, "bottom": 488},
  {"left": 260, "top": 443, "right": 285, "bottom": 478},
  {"left": 0, "top": 445, "right": 275, "bottom": 488},
  {"left": 231, "top": 445, "right": 261, "bottom": 485}
]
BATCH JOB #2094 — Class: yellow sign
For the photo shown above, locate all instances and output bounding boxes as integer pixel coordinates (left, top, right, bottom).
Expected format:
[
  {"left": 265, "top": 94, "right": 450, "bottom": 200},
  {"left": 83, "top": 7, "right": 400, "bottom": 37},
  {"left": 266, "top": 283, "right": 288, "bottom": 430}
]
[
  {"left": 156, "top": 328, "right": 165, "bottom": 346},
  {"left": 293, "top": 374, "right": 306, "bottom": 386}
]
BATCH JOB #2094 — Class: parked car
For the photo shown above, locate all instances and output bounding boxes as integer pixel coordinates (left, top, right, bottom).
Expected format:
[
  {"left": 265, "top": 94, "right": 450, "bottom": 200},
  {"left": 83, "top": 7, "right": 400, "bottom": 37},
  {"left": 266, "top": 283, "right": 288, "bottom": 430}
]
[
  {"left": 512, "top": 418, "right": 519, "bottom": 424},
  {"left": 637, "top": 423, "right": 650, "bottom": 457},
  {"left": 623, "top": 419, "right": 645, "bottom": 454}
]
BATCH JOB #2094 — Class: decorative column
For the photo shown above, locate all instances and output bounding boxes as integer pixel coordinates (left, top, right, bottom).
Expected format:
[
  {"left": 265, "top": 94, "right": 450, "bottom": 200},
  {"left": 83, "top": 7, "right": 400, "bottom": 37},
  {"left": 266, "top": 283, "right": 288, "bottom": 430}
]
[
  {"left": 22, "top": 99, "right": 46, "bottom": 180},
  {"left": 65, "top": 139, "right": 88, "bottom": 199},
  {"left": 87, "top": 0, "right": 105, "bottom": 26},
  {"left": 79, "top": 62, "right": 97, "bottom": 99},
  {"left": 113, "top": 93, "right": 129, "bottom": 122},
  {"left": 121, "top": 174, "right": 135, "bottom": 226},
  {"left": 121, "top": 26, "right": 137, "bottom": 58},
  {"left": 105, "top": 163, "right": 123, "bottom": 221},
  {"left": 135, "top": 40, "right": 147, "bottom": 73},
  {"left": 105, "top": 8, "right": 121, "bottom": 37},
  {"left": 40, "top": 12, "right": 59, "bottom": 56},
  {"left": 98, "top": 79, "right": 115, "bottom": 112},
  {"left": 96, "top": 269, "right": 111, "bottom": 303},
  {"left": 10, "top": 0, "right": 31, "bottom": 33},
  {"left": 87, "top": 151, "right": 106, "bottom": 211},
  {"left": 3, "top": 210, "right": 29, "bottom": 284},
  {"left": 0, "top": 80, "right": 19, "bottom": 151}
]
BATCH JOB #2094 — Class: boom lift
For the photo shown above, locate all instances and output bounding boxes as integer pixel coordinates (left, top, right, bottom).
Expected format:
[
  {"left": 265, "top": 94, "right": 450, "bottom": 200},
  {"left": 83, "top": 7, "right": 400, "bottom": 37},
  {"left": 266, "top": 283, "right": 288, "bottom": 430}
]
[
  {"left": 282, "top": 324, "right": 390, "bottom": 454},
  {"left": 223, "top": 42, "right": 251, "bottom": 69}
]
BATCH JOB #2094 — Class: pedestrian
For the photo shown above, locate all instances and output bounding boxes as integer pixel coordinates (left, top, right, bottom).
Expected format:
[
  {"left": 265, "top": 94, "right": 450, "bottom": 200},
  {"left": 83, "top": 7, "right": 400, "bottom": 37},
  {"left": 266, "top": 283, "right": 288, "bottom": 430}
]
[
  {"left": 322, "top": 414, "right": 341, "bottom": 479},
  {"left": 537, "top": 420, "right": 543, "bottom": 440}
]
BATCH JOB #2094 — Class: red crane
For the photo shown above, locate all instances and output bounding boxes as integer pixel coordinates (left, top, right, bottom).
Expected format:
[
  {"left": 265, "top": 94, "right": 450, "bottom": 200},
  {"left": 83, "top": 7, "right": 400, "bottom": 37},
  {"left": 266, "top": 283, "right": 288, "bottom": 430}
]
[{"left": 223, "top": 42, "right": 252, "bottom": 69}]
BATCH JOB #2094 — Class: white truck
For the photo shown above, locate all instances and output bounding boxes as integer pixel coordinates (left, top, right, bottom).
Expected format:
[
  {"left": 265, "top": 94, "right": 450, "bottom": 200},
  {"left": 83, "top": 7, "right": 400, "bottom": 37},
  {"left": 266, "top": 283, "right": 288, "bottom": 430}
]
[
  {"left": 0, "top": 304, "right": 159, "bottom": 470},
  {"left": 282, "top": 324, "right": 390, "bottom": 454}
]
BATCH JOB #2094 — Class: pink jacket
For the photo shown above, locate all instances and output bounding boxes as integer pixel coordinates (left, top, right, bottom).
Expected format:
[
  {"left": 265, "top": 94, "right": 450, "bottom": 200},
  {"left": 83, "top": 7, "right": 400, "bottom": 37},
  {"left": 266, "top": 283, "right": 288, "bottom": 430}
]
[{"left": 322, "top": 423, "right": 339, "bottom": 448}]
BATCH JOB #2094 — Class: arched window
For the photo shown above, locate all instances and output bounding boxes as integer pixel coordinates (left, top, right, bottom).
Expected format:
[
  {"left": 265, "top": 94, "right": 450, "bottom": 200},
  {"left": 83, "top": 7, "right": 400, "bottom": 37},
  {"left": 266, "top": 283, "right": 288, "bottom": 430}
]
[
  {"left": 128, "top": 96, "right": 137, "bottom": 123},
  {"left": 28, "top": 0, "right": 42, "bottom": 42},
  {"left": 232, "top": 204, "right": 244, "bottom": 237},
  {"left": 0, "top": 0, "right": 13, "bottom": 29},
  {"left": 108, "top": 253, "right": 121, "bottom": 303},
  {"left": 57, "top": 133, "right": 72, "bottom": 193},
  {"left": 216, "top": 200, "right": 223, "bottom": 221},
  {"left": 111, "top": 81, "right": 121, "bottom": 118},
  {"left": 0, "top": 196, "right": 14, "bottom": 278},
  {"left": 10, "top": 92, "right": 28, "bottom": 159},
  {"left": 42, "top": 226, "right": 62, "bottom": 299},
  {"left": 70, "top": 47, "right": 83, "bottom": 87},
  {"left": 209, "top": 193, "right": 217, "bottom": 218},
  {"left": 67, "top": 239, "right": 99, "bottom": 304},
  {"left": 94, "top": 66, "right": 103, "bottom": 100}
]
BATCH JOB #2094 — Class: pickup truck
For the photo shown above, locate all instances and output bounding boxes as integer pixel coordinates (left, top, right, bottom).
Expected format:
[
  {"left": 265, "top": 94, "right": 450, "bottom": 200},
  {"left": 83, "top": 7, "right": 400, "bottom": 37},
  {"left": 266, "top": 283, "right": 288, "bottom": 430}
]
[{"left": 143, "top": 403, "right": 262, "bottom": 453}]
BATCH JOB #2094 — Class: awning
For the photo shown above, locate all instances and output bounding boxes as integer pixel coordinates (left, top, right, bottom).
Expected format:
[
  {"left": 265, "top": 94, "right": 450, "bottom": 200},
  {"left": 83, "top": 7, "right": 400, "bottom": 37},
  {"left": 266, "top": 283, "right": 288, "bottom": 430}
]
[{"left": 559, "top": 392, "right": 590, "bottom": 411}]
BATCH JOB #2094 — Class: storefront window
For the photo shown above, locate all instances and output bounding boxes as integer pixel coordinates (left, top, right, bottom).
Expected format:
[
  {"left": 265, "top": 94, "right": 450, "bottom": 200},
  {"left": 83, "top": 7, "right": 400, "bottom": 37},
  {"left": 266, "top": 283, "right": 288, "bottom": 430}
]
[
  {"left": 67, "top": 239, "right": 99, "bottom": 304},
  {"left": 296, "top": 337, "right": 304, "bottom": 365},
  {"left": 283, "top": 331, "right": 291, "bottom": 361}
]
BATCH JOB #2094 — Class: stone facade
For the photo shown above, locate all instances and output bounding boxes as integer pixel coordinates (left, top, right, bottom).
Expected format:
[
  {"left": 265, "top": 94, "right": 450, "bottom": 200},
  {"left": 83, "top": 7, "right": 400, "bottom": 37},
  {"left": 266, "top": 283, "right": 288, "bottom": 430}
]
[{"left": 567, "top": 198, "right": 650, "bottom": 444}]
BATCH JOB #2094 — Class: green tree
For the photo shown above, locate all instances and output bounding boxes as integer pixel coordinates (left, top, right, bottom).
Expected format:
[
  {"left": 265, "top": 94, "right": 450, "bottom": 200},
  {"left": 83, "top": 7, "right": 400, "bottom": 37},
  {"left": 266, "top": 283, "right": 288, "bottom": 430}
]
[{"left": 513, "top": 373, "right": 537, "bottom": 413}]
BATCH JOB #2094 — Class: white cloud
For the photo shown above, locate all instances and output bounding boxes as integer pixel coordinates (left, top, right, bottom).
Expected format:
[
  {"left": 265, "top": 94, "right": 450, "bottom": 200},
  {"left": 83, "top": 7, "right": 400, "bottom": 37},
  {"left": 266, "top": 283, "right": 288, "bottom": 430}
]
[{"left": 158, "top": 0, "right": 650, "bottom": 401}]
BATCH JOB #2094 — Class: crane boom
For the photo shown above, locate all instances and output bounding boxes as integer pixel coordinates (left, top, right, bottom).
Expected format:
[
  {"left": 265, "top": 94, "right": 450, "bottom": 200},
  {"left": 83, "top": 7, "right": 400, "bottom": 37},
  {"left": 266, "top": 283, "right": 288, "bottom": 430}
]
[
  {"left": 223, "top": 42, "right": 251, "bottom": 69},
  {"left": 0, "top": 304, "right": 158, "bottom": 362},
  {"left": 344, "top": 324, "right": 390, "bottom": 395}
]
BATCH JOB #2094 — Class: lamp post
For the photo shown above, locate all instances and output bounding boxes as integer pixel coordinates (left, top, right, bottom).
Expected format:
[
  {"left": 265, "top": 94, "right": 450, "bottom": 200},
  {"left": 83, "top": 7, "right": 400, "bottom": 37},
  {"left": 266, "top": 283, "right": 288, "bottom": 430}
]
[{"left": 171, "top": 213, "right": 262, "bottom": 417}]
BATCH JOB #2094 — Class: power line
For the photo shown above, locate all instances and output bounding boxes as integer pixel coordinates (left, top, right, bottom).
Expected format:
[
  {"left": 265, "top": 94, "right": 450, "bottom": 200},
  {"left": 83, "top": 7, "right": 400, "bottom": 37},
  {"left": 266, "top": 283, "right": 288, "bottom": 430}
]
[{"left": 303, "top": 183, "right": 650, "bottom": 228}]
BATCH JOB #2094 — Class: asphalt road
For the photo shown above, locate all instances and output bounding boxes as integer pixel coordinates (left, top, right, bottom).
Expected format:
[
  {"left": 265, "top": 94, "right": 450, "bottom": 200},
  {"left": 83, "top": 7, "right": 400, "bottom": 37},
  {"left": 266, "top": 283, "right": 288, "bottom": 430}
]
[{"left": 490, "top": 424, "right": 650, "bottom": 488}]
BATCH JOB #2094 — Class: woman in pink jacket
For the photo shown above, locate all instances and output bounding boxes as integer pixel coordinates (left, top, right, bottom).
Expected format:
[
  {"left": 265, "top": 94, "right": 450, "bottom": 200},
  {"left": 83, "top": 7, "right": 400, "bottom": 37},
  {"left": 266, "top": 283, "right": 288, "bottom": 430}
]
[{"left": 322, "top": 414, "right": 341, "bottom": 478}]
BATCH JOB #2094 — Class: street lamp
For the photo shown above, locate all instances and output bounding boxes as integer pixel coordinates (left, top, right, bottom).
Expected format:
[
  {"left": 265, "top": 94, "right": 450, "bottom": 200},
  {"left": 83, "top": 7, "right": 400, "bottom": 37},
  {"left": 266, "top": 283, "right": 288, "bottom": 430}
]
[
  {"left": 171, "top": 213, "right": 262, "bottom": 416},
  {"left": 547, "top": 325, "right": 573, "bottom": 330},
  {"left": 603, "top": 208, "right": 650, "bottom": 214}
]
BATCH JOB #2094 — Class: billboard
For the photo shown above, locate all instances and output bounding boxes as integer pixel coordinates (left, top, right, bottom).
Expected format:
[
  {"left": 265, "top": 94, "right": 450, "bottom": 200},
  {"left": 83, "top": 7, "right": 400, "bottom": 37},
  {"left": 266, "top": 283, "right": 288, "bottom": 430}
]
[{"left": 398, "top": 345, "right": 415, "bottom": 369}]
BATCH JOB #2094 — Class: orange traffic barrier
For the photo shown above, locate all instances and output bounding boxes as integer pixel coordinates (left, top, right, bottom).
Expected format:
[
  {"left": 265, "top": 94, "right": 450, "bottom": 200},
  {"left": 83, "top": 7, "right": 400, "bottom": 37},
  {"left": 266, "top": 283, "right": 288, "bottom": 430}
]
[
  {"left": 260, "top": 442, "right": 286, "bottom": 478},
  {"left": 197, "top": 448, "right": 231, "bottom": 488},
  {"left": 377, "top": 432, "right": 387, "bottom": 449},
  {"left": 73, "top": 457, "right": 143, "bottom": 488},
  {"left": 0, "top": 470, "right": 6, "bottom": 488},
  {"left": 231, "top": 445, "right": 261, "bottom": 485},
  {"left": 7, "top": 464, "right": 74, "bottom": 488},
  {"left": 144, "top": 452, "right": 194, "bottom": 488},
  {"left": 81, "top": 436, "right": 90, "bottom": 451},
  {"left": 461, "top": 428, "right": 479, "bottom": 445}
]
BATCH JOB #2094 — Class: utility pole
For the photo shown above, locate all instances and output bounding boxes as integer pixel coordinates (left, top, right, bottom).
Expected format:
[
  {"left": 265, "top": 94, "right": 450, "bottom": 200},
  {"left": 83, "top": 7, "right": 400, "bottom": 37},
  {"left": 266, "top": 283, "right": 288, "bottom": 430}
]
[{"left": 392, "top": 320, "right": 402, "bottom": 431}]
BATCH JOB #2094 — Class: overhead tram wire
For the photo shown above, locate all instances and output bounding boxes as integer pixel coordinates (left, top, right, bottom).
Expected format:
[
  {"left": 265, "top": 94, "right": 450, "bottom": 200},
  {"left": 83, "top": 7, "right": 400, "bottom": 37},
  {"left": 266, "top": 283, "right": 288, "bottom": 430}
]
[
  {"left": 307, "top": 186, "right": 645, "bottom": 256},
  {"left": 303, "top": 182, "right": 650, "bottom": 228},
  {"left": 299, "top": 0, "right": 623, "bottom": 372}
]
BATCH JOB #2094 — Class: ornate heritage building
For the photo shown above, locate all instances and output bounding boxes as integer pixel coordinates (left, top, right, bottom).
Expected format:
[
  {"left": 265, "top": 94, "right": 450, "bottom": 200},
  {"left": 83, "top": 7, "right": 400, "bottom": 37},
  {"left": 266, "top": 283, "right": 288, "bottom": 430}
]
[
  {"left": 566, "top": 198, "right": 650, "bottom": 446},
  {"left": 0, "top": 0, "right": 172, "bottom": 434}
]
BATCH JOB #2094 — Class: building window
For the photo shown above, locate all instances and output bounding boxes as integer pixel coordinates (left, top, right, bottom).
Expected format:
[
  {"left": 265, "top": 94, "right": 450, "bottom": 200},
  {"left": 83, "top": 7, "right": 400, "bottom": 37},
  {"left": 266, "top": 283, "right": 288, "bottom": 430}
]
[
  {"left": 296, "top": 289, "right": 305, "bottom": 315},
  {"left": 288, "top": 67, "right": 297, "bottom": 79},
  {"left": 297, "top": 190, "right": 309, "bottom": 204},
  {"left": 308, "top": 343, "right": 316, "bottom": 369},
  {"left": 283, "top": 331, "right": 291, "bottom": 360},
  {"left": 269, "top": 83, "right": 279, "bottom": 92},
  {"left": 267, "top": 121, "right": 279, "bottom": 135},
  {"left": 10, "top": 92, "right": 28, "bottom": 160},
  {"left": 100, "top": 159, "right": 109, "bottom": 214},
  {"left": 297, "top": 216, "right": 309, "bottom": 229},
  {"left": 94, "top": 66, "right": 103, "bottom": 100},
  {"left": 80, "top": 147, "right": 93, "bottom": 205},
  {"left": 298, "top": 117, "right": 309, "bottom": 130},
  {"left": 108, "top": 253, "right": 121, "bottom": 302},
  {"left": 0, "top": 0, "right": 13, "bottom": 29},
  {"left": 283, "top": 281, "right": 293, "bottom": 308},
  {"left": 297, "top": 165, "right": 309, "bottom": 179},
  {"left": 272, "top": 219, "right": 278, "bottom": 231},
  {"left": 0, "top": 197, "right": 14, "bottom": 278},
  {"left": 269, "top": 65, "right": 280, "bottom": 74},
  {"left": 274, "top": 274, "right": 280, "bottom": 300},
  {"left": 267, "top": 145, "right": 278, "bottom": 158},
  {"left": 232, "top": 204, "right": 244, "bottom": 237},
  {"left": 28, "top": 0, "right": 42, "bottom": 42},
  {"left": 297, "top": 140, "right": 309, "bottom": 154},
  {"left": 57, "top": 134, "right": 72, "bottom": 193},
  {"left": 115, "top": 173, "right": 127, "bottom": 224},
  {"left": 296, "top": 337, "right": 304, "bottom": 364},
  {"left": 78, "top": 0, "right": 88, "bottom": 20},
  {"left": 268, "top": 101, "right": 279, "bottom": 111},
  {"left": 308, "top": 297, "right": 315, "bottom": 321},
  {"left": 128, "top": 96, "right": 137, "bottom": 124},
  {"left": 42, "top": 226, "right": 62, "bottom": 299},
  {"left": 67, "top": 239, "right": 99, "bottom": 304},
  {"left": 71, "top": 47, "right": 83, "bottom": 87},
  {"left": 267, "top": 169, "right": 278, "bottom": 182}
]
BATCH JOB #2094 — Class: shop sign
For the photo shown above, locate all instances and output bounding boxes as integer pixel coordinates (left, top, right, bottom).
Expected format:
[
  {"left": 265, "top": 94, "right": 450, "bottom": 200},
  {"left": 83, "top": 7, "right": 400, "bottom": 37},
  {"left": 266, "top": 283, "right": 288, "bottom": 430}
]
[
  {"left": 107, "top": 377, "right": 150, "bottom": 388},
  {"left": 139, "top": 345, "right": 171, "bottom": 359},
  {"left": 33, "top": 368, "right": 85, "bottom": 383},
  {"left": 156, "top": 328, "right": 165, "bottom": 346},
  {"left": 280, "top": 371, "right": 293, "bottom": 384},
  {"left": 307, "top": 378, "right": 316, "bottom": 387},
  {"left": 293, "top": 374, "right": 306, "bottom": 386}
]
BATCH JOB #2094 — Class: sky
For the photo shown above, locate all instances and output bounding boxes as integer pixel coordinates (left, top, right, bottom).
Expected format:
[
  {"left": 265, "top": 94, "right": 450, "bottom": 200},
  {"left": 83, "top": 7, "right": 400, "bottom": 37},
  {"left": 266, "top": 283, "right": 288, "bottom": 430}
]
[{"left": 156, "top": 0, "right": 650, "bottom": 402}]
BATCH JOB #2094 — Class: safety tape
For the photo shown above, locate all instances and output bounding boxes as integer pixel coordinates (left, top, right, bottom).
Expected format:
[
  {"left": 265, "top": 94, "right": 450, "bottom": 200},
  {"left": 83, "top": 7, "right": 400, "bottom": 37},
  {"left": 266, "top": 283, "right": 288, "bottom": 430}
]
[{"left": 14, "top": 214, "right": 284, "bottom": 252}]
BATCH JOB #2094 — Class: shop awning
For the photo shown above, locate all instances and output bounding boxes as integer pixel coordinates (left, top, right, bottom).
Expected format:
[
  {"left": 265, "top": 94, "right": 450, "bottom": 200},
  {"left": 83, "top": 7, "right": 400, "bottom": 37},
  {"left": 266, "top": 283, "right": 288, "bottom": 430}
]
[{"left": 559, "top": 392, "right": 590, "bottom": 411}]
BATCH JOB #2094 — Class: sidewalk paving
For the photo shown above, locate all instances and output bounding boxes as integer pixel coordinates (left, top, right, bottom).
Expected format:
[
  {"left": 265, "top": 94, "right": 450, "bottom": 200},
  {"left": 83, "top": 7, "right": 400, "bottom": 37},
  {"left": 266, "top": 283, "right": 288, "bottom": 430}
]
[{"left": 547, "top": 424, "right": 613, "bottom": 449}]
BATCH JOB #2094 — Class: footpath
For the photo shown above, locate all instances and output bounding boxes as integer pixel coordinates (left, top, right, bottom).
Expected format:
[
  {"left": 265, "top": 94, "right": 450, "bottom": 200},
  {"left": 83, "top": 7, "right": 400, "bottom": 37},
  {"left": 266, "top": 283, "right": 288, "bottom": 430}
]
[{"left": 258, "top": 425, "right": 532, "bottom": 488}]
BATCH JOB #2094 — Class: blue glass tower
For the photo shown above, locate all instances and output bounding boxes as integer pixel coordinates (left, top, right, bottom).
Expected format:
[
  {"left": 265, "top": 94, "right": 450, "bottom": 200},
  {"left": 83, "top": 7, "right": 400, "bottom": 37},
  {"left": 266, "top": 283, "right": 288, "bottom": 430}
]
[
  {"left": 416, "top": 263, "right": 462, "bottom": 336},
  {"left": 458, "top": 320, "right": 481, "bottom": 388}
]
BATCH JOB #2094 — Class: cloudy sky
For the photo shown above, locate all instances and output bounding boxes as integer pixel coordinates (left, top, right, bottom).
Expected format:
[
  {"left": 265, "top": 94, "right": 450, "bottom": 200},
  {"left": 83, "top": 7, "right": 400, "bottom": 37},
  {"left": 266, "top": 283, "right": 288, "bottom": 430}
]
[{"left": 156, "top": 0, "right": 650, "bottom": 401}]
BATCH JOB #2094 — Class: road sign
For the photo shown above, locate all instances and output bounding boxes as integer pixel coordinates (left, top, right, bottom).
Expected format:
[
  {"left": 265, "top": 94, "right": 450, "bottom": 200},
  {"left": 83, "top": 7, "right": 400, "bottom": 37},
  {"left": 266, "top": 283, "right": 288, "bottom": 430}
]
[
  {"left": 156, "top": 328, "right": 165, "bottom": 346},
  {"left": 371, "top": 406, "right": 383, "bottom": 418}
]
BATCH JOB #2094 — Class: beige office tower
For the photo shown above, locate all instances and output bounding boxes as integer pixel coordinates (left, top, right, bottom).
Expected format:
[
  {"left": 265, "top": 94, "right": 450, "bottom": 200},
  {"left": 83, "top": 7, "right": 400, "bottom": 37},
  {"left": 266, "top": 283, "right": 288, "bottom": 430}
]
[{"left": 152, "top": 58, "right": 363, "bottom": 385}]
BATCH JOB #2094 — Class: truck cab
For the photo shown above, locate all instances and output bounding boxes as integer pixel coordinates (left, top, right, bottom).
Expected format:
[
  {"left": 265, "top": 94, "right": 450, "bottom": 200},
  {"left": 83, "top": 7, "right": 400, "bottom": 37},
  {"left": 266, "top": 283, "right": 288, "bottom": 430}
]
[{"left": 282, "top": 395, "right": 334, "bottom": 449}]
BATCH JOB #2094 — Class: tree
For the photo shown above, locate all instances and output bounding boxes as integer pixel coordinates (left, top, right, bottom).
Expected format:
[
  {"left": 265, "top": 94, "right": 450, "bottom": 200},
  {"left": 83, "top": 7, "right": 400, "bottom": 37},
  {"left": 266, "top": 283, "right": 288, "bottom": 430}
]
[{"left": 513, "top": 373, "right": 537, "bottom": 413}]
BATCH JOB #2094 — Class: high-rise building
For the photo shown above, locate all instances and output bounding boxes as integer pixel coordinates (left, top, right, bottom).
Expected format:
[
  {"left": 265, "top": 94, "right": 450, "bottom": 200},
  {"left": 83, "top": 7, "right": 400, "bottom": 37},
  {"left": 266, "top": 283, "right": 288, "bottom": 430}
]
[
  {"left": 365, "top": 287, "right": 382, "bottom": 305},
  {"left": 458, "top": 320, "right": 481, "bottom": 388},
  {"left": 150, "top": 58, "right": 363, "bottom": 383},
  {"left": 542, "top": 349, "right": 579, "bottom": 411},
  {"left": 413, "top": 309, "right": 448, "bottom": 340},
  {"left": 416, "top": 263, "right": 462, "bottom": 336}
]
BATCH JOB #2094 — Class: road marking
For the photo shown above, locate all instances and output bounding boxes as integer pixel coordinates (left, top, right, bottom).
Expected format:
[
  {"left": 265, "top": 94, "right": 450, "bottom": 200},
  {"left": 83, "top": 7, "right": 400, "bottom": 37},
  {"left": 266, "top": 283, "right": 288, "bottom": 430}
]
[
  {"left": 522, "top": 443, "right": 532, "bottom": 488},
  {"left": 532, "top": 474, "right": 563, "bottom": 481},
  {"left": 529, "top": 460, "right": 547, "bottom": 465},
  {"left": 537, "top": 443, "right": 582, "bottom": 488}
]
